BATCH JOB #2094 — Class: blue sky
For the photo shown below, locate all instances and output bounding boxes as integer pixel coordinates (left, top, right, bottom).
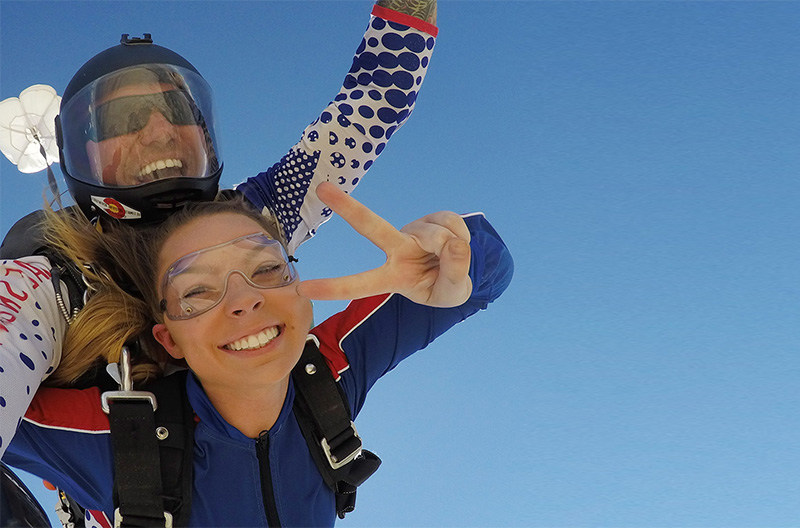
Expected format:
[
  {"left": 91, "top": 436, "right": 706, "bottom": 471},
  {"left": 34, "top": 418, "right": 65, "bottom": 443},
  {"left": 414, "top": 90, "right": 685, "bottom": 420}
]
[{"left": 2, "top": 1, "right": 800, "bottom": 526}]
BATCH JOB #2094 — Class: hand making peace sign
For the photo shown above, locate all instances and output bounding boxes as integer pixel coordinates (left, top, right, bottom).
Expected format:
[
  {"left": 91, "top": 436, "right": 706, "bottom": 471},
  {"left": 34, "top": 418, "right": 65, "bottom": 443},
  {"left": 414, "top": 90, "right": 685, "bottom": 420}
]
[{"left": 296, "top": 182, "right": 473, "bottom": 308}]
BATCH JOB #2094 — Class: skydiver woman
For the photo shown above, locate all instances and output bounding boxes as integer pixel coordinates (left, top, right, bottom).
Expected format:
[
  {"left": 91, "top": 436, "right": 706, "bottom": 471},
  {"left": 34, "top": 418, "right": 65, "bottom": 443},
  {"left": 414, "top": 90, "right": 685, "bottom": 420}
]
[{"left": 2, "top": 183, "right": 513, "bottom": 526}]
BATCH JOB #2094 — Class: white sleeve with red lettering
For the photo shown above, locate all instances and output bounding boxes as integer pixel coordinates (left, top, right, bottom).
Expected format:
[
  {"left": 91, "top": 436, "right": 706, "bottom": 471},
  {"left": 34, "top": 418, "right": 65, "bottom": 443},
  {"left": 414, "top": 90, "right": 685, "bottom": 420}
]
[{"left": 0, "top": 256, "right": 66, "bottom": 458}]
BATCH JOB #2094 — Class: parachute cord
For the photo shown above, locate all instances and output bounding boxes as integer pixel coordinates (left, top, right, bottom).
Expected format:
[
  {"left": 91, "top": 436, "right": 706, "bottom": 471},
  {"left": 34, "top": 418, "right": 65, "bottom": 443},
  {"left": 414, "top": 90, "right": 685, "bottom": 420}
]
[{"left": 33, "top": 132, "right": 62, "bottom": 209}]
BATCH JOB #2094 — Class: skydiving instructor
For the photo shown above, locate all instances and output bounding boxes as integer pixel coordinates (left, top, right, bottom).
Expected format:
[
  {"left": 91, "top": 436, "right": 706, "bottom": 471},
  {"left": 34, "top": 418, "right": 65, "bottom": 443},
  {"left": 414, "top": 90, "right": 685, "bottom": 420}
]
[{"left": 0, "top": 0, "right": 437, "bottom": 497}]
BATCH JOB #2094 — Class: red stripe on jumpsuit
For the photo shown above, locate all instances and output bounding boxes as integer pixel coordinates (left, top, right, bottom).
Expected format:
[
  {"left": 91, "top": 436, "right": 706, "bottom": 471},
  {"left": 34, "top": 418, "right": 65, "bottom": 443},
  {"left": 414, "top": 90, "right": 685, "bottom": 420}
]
[
  {"left": 310, "top": 294, "right": 392, "bottom": 380},
  {"left": 24, "top": 387, "right": 110, "bottom": 432}
]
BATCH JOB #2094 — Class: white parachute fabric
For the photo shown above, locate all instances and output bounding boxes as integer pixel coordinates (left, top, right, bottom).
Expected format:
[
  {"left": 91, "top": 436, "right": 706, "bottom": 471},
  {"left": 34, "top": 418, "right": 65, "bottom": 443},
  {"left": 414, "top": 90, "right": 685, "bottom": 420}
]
[{"left": 0, "top": 84, "right": 61, "bottom": 173}]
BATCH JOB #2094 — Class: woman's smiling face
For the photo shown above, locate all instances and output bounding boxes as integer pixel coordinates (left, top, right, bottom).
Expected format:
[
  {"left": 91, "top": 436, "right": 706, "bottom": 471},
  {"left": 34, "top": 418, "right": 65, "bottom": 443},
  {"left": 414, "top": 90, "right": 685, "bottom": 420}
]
[{"left": 152, "top": 212, "right": 313, "bottom": 394}]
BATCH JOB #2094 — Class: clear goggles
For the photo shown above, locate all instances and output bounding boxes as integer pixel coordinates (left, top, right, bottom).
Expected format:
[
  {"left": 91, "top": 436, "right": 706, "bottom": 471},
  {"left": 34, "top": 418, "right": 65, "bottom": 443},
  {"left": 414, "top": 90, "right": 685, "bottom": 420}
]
[{"left": 159, "top": 233, "right": 297, "bottom": 321}]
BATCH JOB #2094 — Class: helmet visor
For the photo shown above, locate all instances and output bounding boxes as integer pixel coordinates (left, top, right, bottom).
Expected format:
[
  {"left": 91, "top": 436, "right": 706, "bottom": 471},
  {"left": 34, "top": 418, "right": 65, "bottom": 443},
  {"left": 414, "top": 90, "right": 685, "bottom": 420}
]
[
  {"left": 60, "top": 64, "right": 220, "bottom": 188},
  {"left": 160, "top": 233, "right": 298, "bottom": 321}
]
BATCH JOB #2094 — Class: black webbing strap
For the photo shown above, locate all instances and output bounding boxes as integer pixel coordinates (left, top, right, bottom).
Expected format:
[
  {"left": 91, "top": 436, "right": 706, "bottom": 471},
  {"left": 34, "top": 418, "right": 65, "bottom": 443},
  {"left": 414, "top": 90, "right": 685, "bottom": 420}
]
[
  {"left": 106, "top": 399, "right": 168, "bottom": 527},
  {"left": 291, "top": 340, "right": 381, "bottom": 518},
  {"left": 147, "top": 371, "right": 194, "bottom": 527}
]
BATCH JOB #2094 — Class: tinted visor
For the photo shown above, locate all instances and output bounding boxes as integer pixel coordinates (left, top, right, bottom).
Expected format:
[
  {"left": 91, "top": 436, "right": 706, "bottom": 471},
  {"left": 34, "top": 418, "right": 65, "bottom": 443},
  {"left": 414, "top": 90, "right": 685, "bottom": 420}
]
[
  {"left": 60, "top": 64, "right": 220, "bottom": 188},
  {"left": 160, "top": 233, "right": 297, "bottom": 321},
  {"left": 89, "top": 89, "right": 203, "bottom": 142}
]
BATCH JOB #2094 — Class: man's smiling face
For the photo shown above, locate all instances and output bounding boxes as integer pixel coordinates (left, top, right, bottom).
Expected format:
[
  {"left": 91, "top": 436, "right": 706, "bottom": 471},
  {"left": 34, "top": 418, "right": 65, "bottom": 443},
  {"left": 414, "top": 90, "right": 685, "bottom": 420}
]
[{"left": 85, "top": 82, "right": 209, "bottom": 187}]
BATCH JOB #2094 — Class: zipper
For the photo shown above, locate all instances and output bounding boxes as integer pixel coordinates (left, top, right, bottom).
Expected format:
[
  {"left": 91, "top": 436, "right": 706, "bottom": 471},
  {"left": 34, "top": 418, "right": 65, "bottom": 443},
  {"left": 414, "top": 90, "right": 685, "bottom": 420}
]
[{"left": 256, "top": 430, "right": 282, "bottom": 527}]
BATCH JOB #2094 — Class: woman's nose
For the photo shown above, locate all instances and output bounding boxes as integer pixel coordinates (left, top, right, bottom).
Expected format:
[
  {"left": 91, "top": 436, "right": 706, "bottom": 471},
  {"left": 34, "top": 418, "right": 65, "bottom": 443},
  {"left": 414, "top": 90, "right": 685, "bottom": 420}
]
[{"left": 223, "top": 272, "right": 263, "bottom": 317}]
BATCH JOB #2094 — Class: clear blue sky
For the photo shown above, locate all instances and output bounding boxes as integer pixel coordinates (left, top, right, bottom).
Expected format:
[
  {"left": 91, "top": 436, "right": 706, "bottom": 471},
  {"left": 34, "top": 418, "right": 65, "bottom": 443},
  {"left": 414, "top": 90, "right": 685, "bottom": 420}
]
[{"left": 2, "top": 1, "right": 800, "bottom": 527}]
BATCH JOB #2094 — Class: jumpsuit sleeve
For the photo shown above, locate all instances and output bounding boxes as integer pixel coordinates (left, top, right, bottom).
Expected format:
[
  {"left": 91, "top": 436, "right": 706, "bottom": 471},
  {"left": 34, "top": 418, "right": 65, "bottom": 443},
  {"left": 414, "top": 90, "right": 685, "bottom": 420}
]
[
  {"left": 1, "top": 385, "right": 115, "bottom": 515},
  {"left": 236, "top": 6, "right": 438, "bottom": 256},
  {"left": 310, "top": 213, "right": 514, "bottom": 416},
  {"left": 0, "top": 256, "right": 66, "bottom": 458}
]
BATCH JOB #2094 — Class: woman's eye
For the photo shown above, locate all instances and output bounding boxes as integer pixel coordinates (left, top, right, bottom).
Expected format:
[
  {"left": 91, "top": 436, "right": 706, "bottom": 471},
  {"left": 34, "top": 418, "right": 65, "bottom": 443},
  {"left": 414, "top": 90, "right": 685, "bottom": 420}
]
[
  {"left": 253, "top": 264, "right": 282, "bottom": 277},
  {"left": 182, "top": 285, "right": 216, "bottom": 300}
]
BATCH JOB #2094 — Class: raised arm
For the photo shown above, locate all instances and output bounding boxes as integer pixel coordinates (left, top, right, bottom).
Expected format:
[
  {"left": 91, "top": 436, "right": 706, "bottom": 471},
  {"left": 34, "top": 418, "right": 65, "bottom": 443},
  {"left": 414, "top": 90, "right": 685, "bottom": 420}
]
[{"left": 237, "top": 1, "right": 439, "bottom": 256}]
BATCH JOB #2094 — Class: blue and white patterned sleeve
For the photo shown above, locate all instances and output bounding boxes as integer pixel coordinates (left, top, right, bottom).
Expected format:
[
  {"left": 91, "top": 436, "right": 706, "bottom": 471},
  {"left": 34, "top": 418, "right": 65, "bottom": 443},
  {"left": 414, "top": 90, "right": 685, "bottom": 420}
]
[
  {"left": 236, "top": 6, "right": 438, "bottom": 256},
  {"left": 0, "top": 256, "right": 65, "bottom": 458}
]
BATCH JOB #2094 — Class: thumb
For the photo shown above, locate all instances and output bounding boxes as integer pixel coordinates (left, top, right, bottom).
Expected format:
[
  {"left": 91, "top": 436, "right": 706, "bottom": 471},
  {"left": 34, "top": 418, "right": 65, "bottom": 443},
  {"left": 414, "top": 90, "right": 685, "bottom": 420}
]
[
  {"left": 429, "top": 237, "right": 472, "bottom": 307},
  {"left": 439, "top": 237, "right": 471, "bottom": 284}
]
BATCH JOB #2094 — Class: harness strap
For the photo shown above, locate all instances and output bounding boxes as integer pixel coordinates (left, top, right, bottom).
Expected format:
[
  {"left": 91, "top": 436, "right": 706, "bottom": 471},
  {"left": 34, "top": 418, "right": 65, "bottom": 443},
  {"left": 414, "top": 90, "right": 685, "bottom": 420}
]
[
  {"left": 104, "top": 347, "right": 169, "bottom": 527},
  {"left": 107, "top": 399, "right": 168, "bottom": 527},
  {"left": 104, "top": 369, "right": 194, "bottom": 528},
  {"left": 291, "top": 340, "right": 382, "bottom": 518},
  {"left": 147, "top": 371, "right": 194, "bottom": 527}
]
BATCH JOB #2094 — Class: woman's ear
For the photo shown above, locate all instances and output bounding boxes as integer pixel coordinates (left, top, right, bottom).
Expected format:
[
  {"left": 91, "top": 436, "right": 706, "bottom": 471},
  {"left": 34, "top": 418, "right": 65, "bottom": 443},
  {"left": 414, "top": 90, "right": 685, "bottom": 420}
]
[{"left": 153, "top": 323, "right": 184, "bottom": 359}]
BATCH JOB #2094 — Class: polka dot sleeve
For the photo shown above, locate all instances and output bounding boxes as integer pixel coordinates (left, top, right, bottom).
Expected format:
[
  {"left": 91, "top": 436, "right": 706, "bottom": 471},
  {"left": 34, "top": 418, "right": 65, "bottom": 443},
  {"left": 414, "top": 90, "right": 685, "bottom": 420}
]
[
  {"left": 0, "top": 256, "right": 66, "bottom": 457},
  {"left": 237, "top": 12, "right": 436, "bottom": 256}
]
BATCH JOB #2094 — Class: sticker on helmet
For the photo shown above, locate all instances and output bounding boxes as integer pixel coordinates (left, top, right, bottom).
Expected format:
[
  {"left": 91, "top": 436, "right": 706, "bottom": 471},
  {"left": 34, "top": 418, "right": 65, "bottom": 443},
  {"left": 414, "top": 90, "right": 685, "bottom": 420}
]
[{"left": 91, "top": 196, "right": 142, "bottom": 220}]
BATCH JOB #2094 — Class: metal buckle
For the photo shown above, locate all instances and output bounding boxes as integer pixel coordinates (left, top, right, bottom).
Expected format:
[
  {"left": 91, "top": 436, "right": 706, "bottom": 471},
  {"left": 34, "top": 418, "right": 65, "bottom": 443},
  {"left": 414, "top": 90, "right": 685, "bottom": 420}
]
[
  {"left": 101, "top": 390, "right": 157, "bottom": 413},
  {"left": 101, "top": 346, "right": 157, "bottom": 413},
  {"left": 113, "top": 508, "right": 173, "bottom": 528},
  {"left": 320, "top": 422, "right": 362, "bottom": 470}
]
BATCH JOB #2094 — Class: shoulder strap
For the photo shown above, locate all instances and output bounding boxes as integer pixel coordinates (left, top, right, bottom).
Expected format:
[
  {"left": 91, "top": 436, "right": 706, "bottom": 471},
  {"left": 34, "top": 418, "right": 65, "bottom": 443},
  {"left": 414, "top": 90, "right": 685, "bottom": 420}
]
[
  {"left": 148, "top": 370, "right": 194, "bottom": 527},
  {"left": 105, "top": 369, "right": 194, "bottom": 527},
  {"left": 291, "top": 340, "right": 381, "bottom": 519}
]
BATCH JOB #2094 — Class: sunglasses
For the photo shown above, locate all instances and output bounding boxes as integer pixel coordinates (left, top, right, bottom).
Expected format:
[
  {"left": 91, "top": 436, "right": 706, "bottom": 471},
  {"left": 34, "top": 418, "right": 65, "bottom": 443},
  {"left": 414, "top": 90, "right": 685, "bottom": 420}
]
[
  {"left": 88, "top": 89, "right": 203, "bottom": 142},
  {"left": 160, "top": 233, "right": 297, "bottom": 321}
]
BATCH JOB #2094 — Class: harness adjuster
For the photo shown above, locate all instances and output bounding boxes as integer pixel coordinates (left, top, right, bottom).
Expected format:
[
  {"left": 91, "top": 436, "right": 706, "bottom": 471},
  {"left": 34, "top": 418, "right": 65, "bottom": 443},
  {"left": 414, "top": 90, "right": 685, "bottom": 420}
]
[
  {"left": 113, "top": 508, "right": 173, "bottom": 528},
  {"left": 101, "top": 390, "right": 157, "bottom": 413},
  {"left": 321, "top": 421, "right": 362, "bottom": 470},
  {"left": 101, "top": 346, "right": 157, "bottom": 413}
]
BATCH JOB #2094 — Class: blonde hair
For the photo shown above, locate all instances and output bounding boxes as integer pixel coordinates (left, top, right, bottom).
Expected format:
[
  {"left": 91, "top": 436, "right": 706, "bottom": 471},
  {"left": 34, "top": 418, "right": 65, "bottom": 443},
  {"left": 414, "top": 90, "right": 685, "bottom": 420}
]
[{"left": 40, "top": 197, "right": 283, "bottom": 387}]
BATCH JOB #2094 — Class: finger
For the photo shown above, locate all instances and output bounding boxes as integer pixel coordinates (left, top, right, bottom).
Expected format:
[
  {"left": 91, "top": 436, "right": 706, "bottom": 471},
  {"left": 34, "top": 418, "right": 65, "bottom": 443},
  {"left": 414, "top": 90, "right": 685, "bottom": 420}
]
[
  {"left": 439, "top": 238, "right": 471, "bottom": 283},
  {"left": 296, "top": 267, "right": 391, "bottom": 301},
  {"left": 402, "top": 212, "right": 470, "bottom": 242},
  {"left": 402, "top": 213, "right": 470, "bottom": 256},
  {"left": 403, "top": 221, "right": 458, "bottom": 257},
  {"left": 430, "top": 238, "right": 473, "bottom": 307},
  {"left": 316, "top": 182, "right": 406, "bottom": 252},
  {"left": 426, "top": 211, "right": 471, "bottom": 242}
]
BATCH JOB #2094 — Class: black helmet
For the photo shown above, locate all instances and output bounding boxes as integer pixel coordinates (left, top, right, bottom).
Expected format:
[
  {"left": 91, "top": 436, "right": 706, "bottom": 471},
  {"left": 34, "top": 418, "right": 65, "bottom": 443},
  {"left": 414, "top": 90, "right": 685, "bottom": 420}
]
[{"left": 56, "top": 34, "right": 222, "bottom": 224}]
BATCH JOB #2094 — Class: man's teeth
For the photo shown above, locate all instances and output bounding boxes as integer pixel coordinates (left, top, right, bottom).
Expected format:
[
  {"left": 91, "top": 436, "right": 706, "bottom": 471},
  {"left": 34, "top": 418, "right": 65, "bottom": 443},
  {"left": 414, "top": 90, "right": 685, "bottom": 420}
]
[
  {"left": 225, "top": 327, "right": 280, "bottom": 351},
  {"left": 139, "top": 159, "right": 182, "bottom": 178}
]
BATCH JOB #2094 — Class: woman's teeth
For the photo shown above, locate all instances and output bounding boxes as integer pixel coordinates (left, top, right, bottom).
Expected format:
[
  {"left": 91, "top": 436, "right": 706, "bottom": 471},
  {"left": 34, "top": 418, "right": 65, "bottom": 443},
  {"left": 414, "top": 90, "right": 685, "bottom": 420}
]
[
  {"left": 225, "top": 327, "right": 280, "bottom": 351},
  {"left": 139, "top": 158, "right": 183, "bottom": 179}
]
